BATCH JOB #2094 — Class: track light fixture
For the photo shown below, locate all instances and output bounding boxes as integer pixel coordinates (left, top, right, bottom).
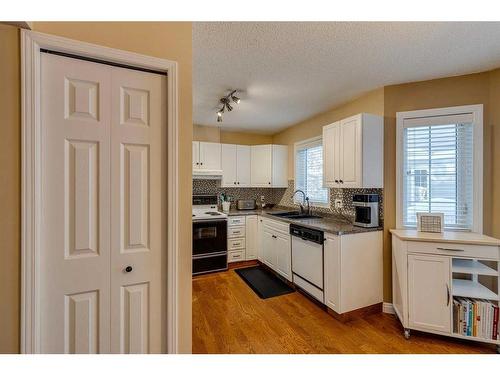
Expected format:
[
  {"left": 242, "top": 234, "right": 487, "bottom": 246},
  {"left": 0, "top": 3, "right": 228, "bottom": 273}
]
[{"left": 215, "top": 90, "right": 241, "bottom": 122}]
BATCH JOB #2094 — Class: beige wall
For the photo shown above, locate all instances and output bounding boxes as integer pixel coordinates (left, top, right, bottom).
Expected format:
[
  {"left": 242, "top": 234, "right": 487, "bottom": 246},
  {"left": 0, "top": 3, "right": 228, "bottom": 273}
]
[
  {"left": 489, "top": 69, "right": 500, "bottom": 239},
  {"left": 272, "top": 88, "right": 385, "bottom": 179},
  {"left": 0, "top": 22, "right": 193, "bottom": 353},
  {"left": 0, "top": 24, "right": 21, "bottom": 354},
  {"left": 383, "top": 72, "right": 496, "bottom": 301},
  {"left": 193, "top": 124, "right": 273, "bottom": 145}
]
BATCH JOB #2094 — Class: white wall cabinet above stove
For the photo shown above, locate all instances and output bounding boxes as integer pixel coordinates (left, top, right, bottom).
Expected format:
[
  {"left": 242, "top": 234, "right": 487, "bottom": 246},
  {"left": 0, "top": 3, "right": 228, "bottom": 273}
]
[
  {"left": 221, "top": 144, "right": 251, "bottom": 187},
  {"left": 193, "top": 141, "right": 222, "bottom": 175},
  {"left": 323, "top": 113, "right": 383, "bottom": 188},
  {"left": 250, "top": 144, "right": 288, "bottom": 188}
]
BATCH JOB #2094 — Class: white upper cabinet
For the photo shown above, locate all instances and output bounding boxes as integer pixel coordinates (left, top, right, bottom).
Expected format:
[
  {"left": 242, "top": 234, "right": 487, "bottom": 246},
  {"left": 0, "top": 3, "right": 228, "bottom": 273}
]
[
  {"left": 221, "top": 144, "right": 237, "bottom": 186},
  {"left": 237, "top": 145, "right": 251, "bottom": 187},
  {"left": 193, "top": 141, "right": 222, "bottom": 173},
  {"left": 250, "top": 144, "right": 288, "bottom": 187},
  {"left": 323, "top": 113, "right": 383, "bottom": 188},
  {"left": 221, "top": 144, "right": 251, "bottom": 187}
]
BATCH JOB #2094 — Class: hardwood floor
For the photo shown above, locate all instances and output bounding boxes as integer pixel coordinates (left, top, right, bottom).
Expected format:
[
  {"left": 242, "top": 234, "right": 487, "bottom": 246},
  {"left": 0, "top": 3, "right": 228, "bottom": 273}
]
[{"left": 192, "top": 269, "right": 497, "bottom": 354}]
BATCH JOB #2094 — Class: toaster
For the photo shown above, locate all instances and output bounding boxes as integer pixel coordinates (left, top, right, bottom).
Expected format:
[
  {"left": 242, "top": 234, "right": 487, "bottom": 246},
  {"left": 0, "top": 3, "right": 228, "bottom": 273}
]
[{"left": 237, "top": 199, "right": 256, "bottom": 210}]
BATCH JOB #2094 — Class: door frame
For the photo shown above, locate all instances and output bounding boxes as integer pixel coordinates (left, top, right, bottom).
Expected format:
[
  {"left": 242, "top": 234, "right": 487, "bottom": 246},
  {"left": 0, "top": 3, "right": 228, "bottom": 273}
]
[{"left": 21, "top": 30, "right": 181, "bottom": 353}]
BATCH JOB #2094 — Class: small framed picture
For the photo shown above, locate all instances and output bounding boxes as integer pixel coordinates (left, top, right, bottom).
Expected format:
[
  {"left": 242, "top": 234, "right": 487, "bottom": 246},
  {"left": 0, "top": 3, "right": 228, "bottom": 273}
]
[{"left": 416, "top": 212, "right": 444, "bottom": 233}]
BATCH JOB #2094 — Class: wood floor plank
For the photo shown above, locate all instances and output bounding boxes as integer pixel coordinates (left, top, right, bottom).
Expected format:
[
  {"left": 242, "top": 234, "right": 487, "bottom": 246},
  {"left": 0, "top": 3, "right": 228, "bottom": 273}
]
[{"left": 192, "top": 269, "right": 497, "bottom": 354}]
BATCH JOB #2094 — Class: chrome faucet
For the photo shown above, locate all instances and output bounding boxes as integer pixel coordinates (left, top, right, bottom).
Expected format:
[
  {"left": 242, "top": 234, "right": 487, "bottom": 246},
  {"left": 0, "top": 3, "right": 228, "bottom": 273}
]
[{"left": 293, "top": 189, "right": 310, "bottom": 215}]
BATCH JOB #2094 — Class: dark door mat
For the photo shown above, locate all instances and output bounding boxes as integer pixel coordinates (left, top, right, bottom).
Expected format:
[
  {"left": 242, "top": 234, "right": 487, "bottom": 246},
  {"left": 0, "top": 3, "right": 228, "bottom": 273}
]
[{"left": 235, "top": 266, "right": 295, "bottom": 299}]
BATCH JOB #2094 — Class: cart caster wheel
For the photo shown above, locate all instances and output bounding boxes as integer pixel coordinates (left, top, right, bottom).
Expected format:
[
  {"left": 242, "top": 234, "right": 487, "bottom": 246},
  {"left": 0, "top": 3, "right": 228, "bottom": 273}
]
[{"left": 404, "top": 329, "right": 411, "bottom": 340}]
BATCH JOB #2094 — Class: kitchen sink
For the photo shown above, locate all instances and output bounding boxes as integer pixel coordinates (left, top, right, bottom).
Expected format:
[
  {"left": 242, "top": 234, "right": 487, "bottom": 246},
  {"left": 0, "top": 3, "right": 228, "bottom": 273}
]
[{"left": 269, "top": 211, "right": 322, "bottom": 220}]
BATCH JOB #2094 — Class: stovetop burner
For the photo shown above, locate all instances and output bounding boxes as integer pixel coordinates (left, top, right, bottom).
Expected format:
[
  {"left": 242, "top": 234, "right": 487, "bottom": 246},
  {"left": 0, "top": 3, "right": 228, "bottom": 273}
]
[{"left": 205, "top": 212, "right": 221, "bottom": 216}]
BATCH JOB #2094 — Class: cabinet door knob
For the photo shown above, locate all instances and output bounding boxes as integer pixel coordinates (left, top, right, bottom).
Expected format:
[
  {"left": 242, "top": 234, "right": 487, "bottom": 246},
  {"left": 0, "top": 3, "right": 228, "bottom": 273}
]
[
  {"left": 268, "top": 182, "right": 271, "bottom": 185},
  {"left": 335, "top": 180, "right": 339, "bottom": 183},
  {"left": 237, "top": 182, "right": 240, "bottom": 185},
  {"left": 234, "top": 181, "right": 236, "bottom": 185},
  {"left": 124, "top": 266, "right": 133, "bottom": 273},
  {"left": 339, "top": 179, "right": 343, "bottom": 184}
]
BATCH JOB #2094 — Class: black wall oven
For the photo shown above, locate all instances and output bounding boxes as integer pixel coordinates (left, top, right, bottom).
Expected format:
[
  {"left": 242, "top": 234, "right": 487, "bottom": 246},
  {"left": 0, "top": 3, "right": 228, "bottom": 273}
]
[{"left": 192, "top": 219, "right": 228, "bottom": 275}]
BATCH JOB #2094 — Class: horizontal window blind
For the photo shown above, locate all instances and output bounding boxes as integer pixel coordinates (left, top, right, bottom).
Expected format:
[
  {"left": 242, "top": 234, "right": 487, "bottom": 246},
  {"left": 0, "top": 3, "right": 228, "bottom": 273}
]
[
  {"left": 295, "top": 140, "right": 328, "bottom": 205},
  {"left": 403, "top": 117, "right": 474, "bottom": 230}
]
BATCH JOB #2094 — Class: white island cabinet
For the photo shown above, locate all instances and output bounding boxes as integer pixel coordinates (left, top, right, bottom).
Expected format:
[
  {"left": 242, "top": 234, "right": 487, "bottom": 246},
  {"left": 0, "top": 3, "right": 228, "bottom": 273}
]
[{"left": 391, "top": 229, "right": 500, "bottom": 352}]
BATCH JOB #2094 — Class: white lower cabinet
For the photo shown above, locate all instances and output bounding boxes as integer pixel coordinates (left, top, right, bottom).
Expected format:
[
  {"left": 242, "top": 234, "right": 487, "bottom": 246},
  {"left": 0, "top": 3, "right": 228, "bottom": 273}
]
[
  {"left": 324, "top": 231, "right": 383, "bottom": 314},
  {"left": 408, "top": 254, "right": 451, "bottom": 333},
  {"left": 227, "top": 215, "right": 259, "bottom": 262},
  {"left": 259, "top": 218, "right": 292, "bottom": 281},
  {"left": 391, "top": 229, "right": 500, "bottom": 349},
  {"left": 245, "top": 215, "right": 258, "bottom": 260}
]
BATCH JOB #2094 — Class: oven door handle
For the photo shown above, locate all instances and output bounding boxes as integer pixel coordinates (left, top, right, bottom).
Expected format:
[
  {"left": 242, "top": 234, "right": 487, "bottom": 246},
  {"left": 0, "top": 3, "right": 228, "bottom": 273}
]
[{"left": 192, "top": 251, "right": 227, "bottom": 259}]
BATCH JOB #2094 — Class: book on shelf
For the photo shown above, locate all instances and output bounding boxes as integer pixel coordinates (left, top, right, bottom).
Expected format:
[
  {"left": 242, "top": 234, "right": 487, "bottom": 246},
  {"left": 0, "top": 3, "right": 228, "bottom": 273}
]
[{"left": 453, "top": 297, "right": 499, "bottom": 340}]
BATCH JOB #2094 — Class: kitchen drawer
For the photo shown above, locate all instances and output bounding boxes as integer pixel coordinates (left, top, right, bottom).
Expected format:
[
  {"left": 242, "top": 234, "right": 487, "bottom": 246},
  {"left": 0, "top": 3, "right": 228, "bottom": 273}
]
[
  {"left": 228, "top": 238, "right": 246, "bottom": 250},
  {"left": 228, "top": 225, "right": 245, "bottom": 238},
  {"left": 228, "top": 216, "right": 246, "bottom": 227},
  {"left": 228, "top": 250, "right": 245, "bottom": 263},
  {"left": 261, "top": 217, "right": 289, "bottom": 234},
  {"left": 407, "top": 241, "right": 499, "bottom": 260}
]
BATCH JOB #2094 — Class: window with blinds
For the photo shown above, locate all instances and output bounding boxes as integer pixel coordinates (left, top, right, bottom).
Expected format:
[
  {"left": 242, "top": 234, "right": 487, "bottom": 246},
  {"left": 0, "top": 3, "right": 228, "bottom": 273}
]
[
  {"left": 295, "top": 138, "right": 329, "bottom": 205},
  {"left": 402, "top": 114, "right": 474, "bottom": 230}
]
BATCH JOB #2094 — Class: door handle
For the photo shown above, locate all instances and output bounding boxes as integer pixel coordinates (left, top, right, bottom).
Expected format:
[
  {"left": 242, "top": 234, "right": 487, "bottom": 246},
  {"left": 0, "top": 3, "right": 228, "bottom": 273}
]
[
  {"left": 446, "top": 283, "right": 450, "bottom": 306},
  {"left": 124, "top": 266, "right": 133, "bottom": 273}
]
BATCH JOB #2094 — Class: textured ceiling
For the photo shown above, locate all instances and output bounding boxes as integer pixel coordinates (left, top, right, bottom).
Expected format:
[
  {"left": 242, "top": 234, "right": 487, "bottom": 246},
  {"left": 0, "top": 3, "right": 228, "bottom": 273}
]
[{"left": 193, "top": 22, "right": 500, "bottom": 134}]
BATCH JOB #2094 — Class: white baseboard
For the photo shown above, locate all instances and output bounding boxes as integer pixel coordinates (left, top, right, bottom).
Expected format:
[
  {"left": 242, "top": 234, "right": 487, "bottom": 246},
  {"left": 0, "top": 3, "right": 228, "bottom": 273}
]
[{"left": 383, "top": 302, "right": 395, "bottom": 314}]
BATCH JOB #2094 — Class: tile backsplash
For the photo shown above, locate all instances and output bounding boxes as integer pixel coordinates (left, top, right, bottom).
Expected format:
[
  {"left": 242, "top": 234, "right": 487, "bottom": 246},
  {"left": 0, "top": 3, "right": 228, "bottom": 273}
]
[
  {"left": 279, "top": 180, "right": 383, "bottom": 221},
  {"left": 192, "top": 179, "right": 287, "bottom": 208},
  {"left": 192, "top": 179, "right": 383, "bottom": 222}
]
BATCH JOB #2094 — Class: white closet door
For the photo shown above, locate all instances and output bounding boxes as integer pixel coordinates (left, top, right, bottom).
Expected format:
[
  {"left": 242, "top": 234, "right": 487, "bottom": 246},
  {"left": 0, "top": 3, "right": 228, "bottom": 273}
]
[
  {"left": 110, "top": 67, "right": 166, "bottom": 353},
  {"left": 40, "top": 53, "right": 112, "bottom": 353}
]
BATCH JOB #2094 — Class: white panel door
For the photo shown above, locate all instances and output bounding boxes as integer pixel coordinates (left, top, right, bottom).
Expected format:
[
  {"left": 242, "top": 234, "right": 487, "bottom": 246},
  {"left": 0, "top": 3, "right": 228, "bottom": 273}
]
[
  {"left": 275, "top": 233, "right": 292, "bottom": 281},
  {"left": 236, "top": 145, "right": 251, "bottom": 186},
  {"left": 324, "top": 235, "right": 341, "bottom": 313},
  {"left": 110, "top": 67, "right": 166, "bottom": 353},
  {"left": 41, "top": 53, "right": 111, "bottom": 353},
  {"left": 408, "top": 254, "right": 451, "bottom": 334},
  {"left": 192, "top": 141, "right": 200, "bottom": 170},
  {"left": 339, "top": 115, "right": 362, "bottom": 187},
  {"left": 251, "top": 145, "right": 272, "bottom": 187},
  {"left": 199, "top": 142, "right": 221, "bottom": 170},
  {"left": 221, "top": 144, "right": 237, "bottom": 187}
]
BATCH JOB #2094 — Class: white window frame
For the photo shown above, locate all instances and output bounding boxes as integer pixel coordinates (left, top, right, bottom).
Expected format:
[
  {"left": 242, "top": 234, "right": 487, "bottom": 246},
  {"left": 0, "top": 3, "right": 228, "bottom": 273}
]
[
  {"left": 294, "top": 136, "right": 330, "bottom": 208},
  {"left": 396, "top": 104, "right": 483, "bottom": 233}
]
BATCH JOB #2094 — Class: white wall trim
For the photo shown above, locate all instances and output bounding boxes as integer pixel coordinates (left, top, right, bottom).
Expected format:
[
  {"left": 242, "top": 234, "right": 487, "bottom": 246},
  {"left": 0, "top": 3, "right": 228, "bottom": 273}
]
[
  {"left": 396, "top": 104, "right": 483, "bottom": 233},
  {"left": 21, "top": 30, "right": 181, "bottom": 353},
  {"left": 383, "top": 302, "right": 395, "bottom": 315}
]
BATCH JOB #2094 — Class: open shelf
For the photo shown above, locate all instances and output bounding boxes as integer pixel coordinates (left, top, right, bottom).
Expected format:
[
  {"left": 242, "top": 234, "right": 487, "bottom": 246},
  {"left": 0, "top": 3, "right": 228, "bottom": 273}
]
[
  {"left": 452, "top": 259, "right": 498, "bottom": 276},
  {"left": 452, "top": 279, "right": 499, "bottom": 301}
]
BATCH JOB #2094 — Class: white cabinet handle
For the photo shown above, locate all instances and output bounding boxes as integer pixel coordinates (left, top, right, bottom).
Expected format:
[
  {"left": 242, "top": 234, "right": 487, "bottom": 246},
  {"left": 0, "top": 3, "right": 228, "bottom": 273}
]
[{"left": 437, "top": 247, "right": 465, "bottom": 252}]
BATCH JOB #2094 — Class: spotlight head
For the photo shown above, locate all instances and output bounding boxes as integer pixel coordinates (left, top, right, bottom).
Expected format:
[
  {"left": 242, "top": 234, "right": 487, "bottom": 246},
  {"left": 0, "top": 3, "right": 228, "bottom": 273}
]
[
  {"left": 231, "top": 94, "right": 240, "bottom": 104},
  {"left": 217, "top": 115, "right": 223, "bottom": 123},
  {"left": 217, "top": 110, "right": 223, "bottom": 117},
  {"left": 226, "top": 103, "right": 233, "bottom": 112}
]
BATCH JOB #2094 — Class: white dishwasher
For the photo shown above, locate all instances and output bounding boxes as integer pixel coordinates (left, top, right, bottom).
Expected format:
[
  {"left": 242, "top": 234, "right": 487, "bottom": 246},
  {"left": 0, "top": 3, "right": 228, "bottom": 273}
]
[{"left": 290, "top": 224, "right": 325, "bottom": 303}]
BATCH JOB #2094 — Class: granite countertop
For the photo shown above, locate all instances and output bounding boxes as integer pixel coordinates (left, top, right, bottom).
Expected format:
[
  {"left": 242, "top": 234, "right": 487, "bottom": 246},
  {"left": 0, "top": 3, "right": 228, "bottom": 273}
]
[{"left": 223, "top": 207, "right": 383, "bottom": 236}]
